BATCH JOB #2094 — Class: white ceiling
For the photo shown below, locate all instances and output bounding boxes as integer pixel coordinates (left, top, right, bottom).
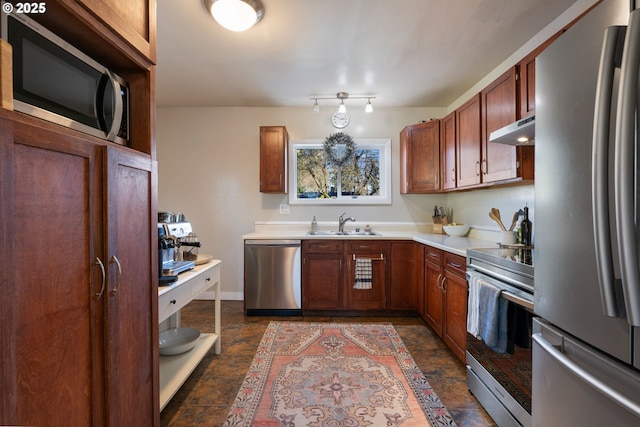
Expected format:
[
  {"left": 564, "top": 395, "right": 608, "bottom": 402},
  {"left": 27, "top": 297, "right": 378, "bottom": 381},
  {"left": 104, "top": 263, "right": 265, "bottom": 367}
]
[{"left": 156, "top": 0, "right": 578, "bottom": 108}]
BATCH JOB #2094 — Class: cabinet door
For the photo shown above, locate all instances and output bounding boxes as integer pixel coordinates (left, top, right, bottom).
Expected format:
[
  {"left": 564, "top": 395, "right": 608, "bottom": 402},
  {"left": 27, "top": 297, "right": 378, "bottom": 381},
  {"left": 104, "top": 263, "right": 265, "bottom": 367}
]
[
  {"left": 482, "top": 68, "right": 518, "bottom": 183},
  {"left": 423, "top": 247, "right": 444, "bottom": 334},
  {"left": 260, "top": 126, "right": 288, "bottom": 193},
  {"left": 346, "top": 241, "right": 387, "bottom": 310},
  {"left": 104, "top": 147, "right": 158, "bottom": 427},
  {"left": 44, "top": 0, "right": 156, "bottom": 64},
  {"left": 400, "top": 121, "right": 440, "bottom": 193},
  {"left": 442, "top": 269, "right": 468, "bottom": 363},
  {"left": 303, "top": 253, "right": 343, "bottom": 310},
  {"left": 456, "top": 94, "right": 482, "bottom": 188},
  {"left": 3, "top": 117, "right": 106, "bottom": 426},
  {"left": 389, "top": 241, "right": 417, "bottom": 310},
  {"left": 440, "top": 112, "right": 457, "bottom": 190}
]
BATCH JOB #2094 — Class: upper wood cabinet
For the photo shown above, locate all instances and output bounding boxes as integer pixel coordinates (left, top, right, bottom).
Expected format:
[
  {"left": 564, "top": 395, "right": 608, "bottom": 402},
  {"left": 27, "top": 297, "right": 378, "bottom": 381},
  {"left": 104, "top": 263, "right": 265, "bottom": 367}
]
[
  {"left": 455, "top": 93, "right": 482, "bottom": 188},
  {"left": 260, "top": 126, "right": 288, "bottom": 193},
  {"left": 518, "top": 31, "right": 562, "bottom": 119},
  {"left": 35, "top": 0, "right": 156, "bottom": 68},
  {"left": 481, "top": 68, "right": 518, "bottom": 183},
  {"left": 440, "top": 112, "right": 457, "bottom": 191},
  {"left": 400, "top": 120, "right": 441, "bottom": 193}
]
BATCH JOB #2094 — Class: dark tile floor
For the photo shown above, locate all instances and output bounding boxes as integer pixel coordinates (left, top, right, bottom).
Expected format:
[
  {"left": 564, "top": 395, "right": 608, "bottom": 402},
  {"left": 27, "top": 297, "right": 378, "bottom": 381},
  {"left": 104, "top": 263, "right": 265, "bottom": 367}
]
[{"left": 160, "top": 300, "right": 496, "bottom": 426}]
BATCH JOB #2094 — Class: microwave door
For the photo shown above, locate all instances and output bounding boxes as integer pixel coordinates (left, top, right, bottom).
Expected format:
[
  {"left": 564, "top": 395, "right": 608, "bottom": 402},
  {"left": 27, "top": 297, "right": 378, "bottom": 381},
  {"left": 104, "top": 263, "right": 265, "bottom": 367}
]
[{"left": 96, "top": 70, "right": 124, "bottom": 142}]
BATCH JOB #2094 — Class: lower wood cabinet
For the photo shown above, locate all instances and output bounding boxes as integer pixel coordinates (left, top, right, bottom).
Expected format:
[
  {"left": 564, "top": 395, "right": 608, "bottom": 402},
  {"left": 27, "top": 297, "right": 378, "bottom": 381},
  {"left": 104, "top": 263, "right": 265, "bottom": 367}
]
[
  {"left": 441, "top": 252, "right": 468, "bottom": 362},
  {"left": 421, "top": 244, "right": 467, "bottom": 363},
  {"left": 303, "top": 240, "right": 389, "bottom": 311},
  {"left": 345, "top": 241, "right": 388, "bottom": 310},
  {"left": 389, "top": 241, "right": 418, "bottom": 310},
  {"left": 302, "top": 240, "right": 344, "bottom": 310}
]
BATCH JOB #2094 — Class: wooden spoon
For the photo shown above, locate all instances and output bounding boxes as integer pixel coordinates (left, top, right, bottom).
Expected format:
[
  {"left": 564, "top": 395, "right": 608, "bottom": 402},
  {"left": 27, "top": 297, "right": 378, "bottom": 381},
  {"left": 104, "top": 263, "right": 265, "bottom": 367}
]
[{"left": 489, "top": 208, "right": 507, "bottom": 231}]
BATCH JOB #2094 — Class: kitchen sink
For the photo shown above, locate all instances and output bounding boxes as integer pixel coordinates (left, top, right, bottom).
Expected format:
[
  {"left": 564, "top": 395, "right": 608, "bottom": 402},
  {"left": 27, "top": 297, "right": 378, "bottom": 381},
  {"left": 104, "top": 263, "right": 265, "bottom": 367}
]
[{"left": 306, "top": 230, "right": 382, "bottom": 236}]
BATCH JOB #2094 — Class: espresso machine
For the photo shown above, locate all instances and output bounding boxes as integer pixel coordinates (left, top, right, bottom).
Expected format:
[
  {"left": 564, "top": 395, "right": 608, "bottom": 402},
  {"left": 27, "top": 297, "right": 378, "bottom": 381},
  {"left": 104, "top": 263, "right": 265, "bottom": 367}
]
[{"left": 158, "top": 221, "right": 198, "bottom": 285}]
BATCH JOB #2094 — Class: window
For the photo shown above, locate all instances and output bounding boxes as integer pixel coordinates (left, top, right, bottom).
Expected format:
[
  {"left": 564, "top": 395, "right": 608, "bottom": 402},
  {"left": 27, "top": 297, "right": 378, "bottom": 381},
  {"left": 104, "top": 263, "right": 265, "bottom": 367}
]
[{"left": 289, "top": 138, "right": 391, "bottom": 205}]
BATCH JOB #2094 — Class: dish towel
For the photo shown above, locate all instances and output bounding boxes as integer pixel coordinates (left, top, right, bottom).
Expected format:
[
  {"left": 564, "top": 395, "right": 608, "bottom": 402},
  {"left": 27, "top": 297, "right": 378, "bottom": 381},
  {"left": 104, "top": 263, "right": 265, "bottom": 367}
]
[
  {"left": 354, "top": 258, "right": 373, "bottom": 289},
  {"left": 477, "top": 279, "right": 509, "bottom": 354},
  {"left": 466, "top": 272, "right": 482, "bottom": 338}
]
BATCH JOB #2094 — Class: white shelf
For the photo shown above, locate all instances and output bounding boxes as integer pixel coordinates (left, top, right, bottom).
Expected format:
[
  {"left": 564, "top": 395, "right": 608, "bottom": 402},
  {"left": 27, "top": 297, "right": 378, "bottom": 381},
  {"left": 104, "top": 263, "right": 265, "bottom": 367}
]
[
  {"left": 158, "top": 259, "right": 222, "bottom": 410},
  {"left": 159, "top": 333, "right": 219, "bottom": 410}
]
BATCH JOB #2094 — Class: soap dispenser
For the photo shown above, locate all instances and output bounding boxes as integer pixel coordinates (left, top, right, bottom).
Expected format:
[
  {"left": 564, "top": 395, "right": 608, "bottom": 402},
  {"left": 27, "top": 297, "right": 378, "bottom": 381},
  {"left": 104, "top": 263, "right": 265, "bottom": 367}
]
[{"left": 311, "top": 216, "right": 318, "bottom": 233}]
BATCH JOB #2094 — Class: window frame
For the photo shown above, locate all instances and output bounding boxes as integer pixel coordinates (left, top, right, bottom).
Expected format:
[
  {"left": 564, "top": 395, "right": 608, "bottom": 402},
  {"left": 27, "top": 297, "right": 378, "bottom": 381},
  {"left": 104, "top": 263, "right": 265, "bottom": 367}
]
[{"left": 288, "top": 138, "right": 392, "bottom": 205}]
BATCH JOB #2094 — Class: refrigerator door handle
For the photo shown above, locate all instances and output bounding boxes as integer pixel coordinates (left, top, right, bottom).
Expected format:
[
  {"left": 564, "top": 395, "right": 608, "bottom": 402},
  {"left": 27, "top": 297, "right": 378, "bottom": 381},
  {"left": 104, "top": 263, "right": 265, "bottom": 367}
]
[
  {"left": 533, "top": 332, "right": 640, "bottom": 418},
  {"left": 615, "top": 9, "right": 640, "bottom": 326},
  {"left": 593, "top": 25, "right": 627, "bottom": 317}
]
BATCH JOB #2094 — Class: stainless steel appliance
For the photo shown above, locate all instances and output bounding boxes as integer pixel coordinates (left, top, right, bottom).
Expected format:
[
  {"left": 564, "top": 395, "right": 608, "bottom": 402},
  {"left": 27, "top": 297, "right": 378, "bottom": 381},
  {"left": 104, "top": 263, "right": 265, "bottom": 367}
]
[
  {"left": 1, "top": 5, "right": 129, "bottom": 144},
  {"left": 158, "top": 223, "right": 194, "bottom": 285},
  {"left": 534, "top": 0, "right": 640, "bottom": 424},
  {"left": 466, "top": 246, "right": 534, "bottom": 427},
  {"left": 244, "top": 239, "right": 302, "bottom": 315}
]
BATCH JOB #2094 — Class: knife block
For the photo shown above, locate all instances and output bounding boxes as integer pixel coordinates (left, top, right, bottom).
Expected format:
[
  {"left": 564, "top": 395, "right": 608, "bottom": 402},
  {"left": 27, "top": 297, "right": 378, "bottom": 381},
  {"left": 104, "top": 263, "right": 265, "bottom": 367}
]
[{"left": 432, "top": 215, "right": 448, "bottom": 234}]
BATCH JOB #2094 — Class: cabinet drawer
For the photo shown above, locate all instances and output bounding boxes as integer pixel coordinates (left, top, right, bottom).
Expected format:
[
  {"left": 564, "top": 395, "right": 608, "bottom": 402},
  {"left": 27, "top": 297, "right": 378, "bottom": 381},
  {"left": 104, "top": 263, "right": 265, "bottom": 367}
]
[
  {"left": 191, "top": 266, "right": 220, "bottom": 297},
  {"left": 159, "top": 283, "right": 191, "bottom": 322},
  {"left": 444, "top": 252, "right": 466, "bottom": 277},
  {"left": 424, "top": 246, "right": 443, "bottom": 263},
  {"left": 347, "top": 241, "right": 386, "bottom": 253},
  {"left": 305, "top": 240, "right": 344, "bottom": 253}
]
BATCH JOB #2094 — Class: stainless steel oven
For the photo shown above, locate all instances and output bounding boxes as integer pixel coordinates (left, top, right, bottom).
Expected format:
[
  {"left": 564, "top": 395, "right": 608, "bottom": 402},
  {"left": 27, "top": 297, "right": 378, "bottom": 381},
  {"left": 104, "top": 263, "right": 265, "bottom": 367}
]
[{"left": 466, "top": 247, "right": 535, "bottom": 427}]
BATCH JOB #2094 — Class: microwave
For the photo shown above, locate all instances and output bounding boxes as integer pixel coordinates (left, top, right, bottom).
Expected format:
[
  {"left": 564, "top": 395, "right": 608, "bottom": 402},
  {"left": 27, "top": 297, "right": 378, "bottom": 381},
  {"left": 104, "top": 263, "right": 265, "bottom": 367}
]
[{"left": 1, "top": 9, "right": 129, "bottom": 144}]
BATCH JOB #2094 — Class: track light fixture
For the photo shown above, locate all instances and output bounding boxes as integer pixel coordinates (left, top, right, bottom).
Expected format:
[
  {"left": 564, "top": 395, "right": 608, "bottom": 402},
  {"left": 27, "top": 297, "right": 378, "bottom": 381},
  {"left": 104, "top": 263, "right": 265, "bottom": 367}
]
[
  {"left": 310, "top": 92, "right": 376, "bottom": 113},
  {"left": 203, "top": 0, "right": 264, "bottom": 32}
]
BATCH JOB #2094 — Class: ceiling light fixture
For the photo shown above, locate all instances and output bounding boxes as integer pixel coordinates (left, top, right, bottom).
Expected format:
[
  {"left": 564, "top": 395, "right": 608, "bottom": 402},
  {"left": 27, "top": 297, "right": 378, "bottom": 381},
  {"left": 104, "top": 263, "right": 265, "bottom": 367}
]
[
  {"left": 365, "top": 98, "right": 373, "bottom": 113},
  {"left": 203, "top": 0, "right": 264, "bottom": 32},
  {"left": 310, "top": 92, "right": 376, "bottom": 113}
]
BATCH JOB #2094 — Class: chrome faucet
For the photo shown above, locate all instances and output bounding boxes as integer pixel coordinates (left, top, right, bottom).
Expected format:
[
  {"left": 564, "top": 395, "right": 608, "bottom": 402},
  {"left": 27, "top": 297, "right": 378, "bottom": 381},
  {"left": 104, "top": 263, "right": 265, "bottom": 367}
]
[{"left": 338, "top": 212, "right": 355, "bottom": 234}]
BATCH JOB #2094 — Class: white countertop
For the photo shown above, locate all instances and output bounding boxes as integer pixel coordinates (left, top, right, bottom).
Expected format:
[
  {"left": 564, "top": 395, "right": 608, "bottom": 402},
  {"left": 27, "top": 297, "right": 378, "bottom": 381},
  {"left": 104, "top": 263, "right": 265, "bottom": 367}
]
[{"left": 242, "top": 230, "right": 497, "bottom": 257}]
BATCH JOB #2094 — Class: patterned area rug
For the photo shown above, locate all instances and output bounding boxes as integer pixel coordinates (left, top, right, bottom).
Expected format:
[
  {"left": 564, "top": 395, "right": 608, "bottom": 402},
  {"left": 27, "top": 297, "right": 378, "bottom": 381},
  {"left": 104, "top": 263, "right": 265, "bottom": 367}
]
[{"left": 223, "top": 322, "right": 456, "bottom": 426}]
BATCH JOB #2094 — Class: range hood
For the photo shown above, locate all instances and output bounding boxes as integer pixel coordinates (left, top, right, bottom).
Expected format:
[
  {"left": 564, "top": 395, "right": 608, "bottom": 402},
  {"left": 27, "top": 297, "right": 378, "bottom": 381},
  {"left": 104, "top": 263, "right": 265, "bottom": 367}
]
[{"left": 489, "top": 115, "right": 535, "bottom": 146}]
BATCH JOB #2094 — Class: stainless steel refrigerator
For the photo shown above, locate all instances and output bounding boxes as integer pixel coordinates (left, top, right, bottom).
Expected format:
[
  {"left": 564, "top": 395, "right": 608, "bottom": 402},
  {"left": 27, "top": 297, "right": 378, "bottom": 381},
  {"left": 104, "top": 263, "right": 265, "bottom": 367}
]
[{"left": 534, "top": 0, "right": 640, "bottom": 425}]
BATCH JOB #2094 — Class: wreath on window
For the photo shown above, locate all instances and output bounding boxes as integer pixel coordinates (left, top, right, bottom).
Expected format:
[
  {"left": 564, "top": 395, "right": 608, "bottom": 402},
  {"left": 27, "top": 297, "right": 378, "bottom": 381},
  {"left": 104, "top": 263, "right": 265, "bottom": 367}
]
[{"left": 323, "top": 132, "right": 357, "bottom": 167}]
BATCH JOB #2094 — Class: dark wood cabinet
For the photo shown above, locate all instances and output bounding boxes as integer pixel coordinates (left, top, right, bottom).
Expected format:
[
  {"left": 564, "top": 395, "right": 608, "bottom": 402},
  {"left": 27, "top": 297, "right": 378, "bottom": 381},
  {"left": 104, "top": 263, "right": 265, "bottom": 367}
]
[
  {"left": 442, "top": 252, "right": 467, "bottom": 363},
  {"left": 388, "top": 241, "right": 418, "bottom": 310},
  {"left": 260, "top": 126, "right": 288, "bottom": 193},
  {"left": 400, "top": 120, "right": 441, "bottom": 193},
  {"left": 302, "top": 240, "right": 344, "bottom": 310},
  {"left": 455, "top": 93, "right": 483, "bottom": 188},
  {"left": 36, "top": 0, "right": 156, "bottom": 68},
  {"left": 104, "top": 146, "right": 158, "bottom": 426},
  {"left": 423, "top": 246, "right": 445, "bottom": 334},
  {"left": 302, "top": 240, "right": 428, "bottom": 314},
  {"left": 440, "top": 112, "right": 457, "bottom": 191},
  {"left": 481, "top": 68, "right": 518, "bottom": 183},
  {"left": 420, "top": 244, "right": 467, "bottom": 363},
  {"left": 345, "top": 241, "right": 388, "bottom": 310},
  {"left": 0, "top": 112, "right": 158, "bottom": 426}
]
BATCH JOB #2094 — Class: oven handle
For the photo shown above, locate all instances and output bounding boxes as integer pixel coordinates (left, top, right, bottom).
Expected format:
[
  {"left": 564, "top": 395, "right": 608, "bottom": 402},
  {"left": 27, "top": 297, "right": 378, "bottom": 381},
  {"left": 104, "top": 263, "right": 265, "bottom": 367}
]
[
  {"left": 466, "top": 264, "right": 531, "bottom": 290},
  {"left": 502, "top": 291, "right": 534, "bottom": 311}
]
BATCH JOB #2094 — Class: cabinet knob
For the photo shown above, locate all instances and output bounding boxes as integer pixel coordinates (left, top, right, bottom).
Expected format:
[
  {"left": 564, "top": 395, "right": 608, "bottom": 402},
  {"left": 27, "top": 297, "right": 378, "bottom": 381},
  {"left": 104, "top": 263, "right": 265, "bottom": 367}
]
[
  {"left": 170, "top": 299, "right": 176, "bottom": 304},
  {"left": 206, "top": 277, "right": 211, "bottom": 281}
]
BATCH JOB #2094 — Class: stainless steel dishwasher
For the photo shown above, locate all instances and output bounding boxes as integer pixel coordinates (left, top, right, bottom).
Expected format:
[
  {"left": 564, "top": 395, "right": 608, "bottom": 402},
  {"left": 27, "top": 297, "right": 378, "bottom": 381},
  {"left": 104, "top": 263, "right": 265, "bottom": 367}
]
[{"left": 244, "top": 239, "right": 302, "bottom": 315}]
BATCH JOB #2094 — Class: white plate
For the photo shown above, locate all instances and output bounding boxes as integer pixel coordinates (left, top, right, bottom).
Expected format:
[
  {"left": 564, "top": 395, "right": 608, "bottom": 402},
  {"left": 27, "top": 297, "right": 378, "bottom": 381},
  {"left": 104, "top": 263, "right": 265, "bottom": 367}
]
[
  {"left": 195, "top": 254, "right": 213, "bottom": 265},
  {"left": 159, "top": 327, "right": 201, "bottom": 355}
]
